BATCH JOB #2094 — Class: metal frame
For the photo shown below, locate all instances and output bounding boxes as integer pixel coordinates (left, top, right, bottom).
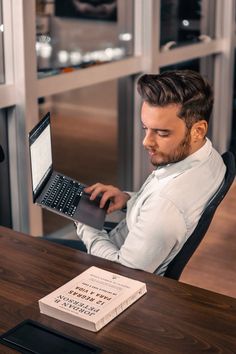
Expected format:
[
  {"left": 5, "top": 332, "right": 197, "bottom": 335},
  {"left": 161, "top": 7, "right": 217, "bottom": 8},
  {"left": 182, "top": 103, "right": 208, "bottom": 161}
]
[
  {"left": 213, "top": 0, "right": 235, "bottom": 153},
  {"left": 0, "top": 0, "right": 15, "bottom": 107},
  {"left": 133, "top": 0, "right": 161, "bottom": 190},
  {"left": 0, "top": 0, "right": 235, "bottom": 234},
  {"left": 158, "top": 40, "right": 224, "bottom": 67},
  {"left": 37, "top": 56, "right": 142, "bottom": 97},
  {"left": 0, "top": 0, "right": 4, "bottom": 84},
  {"left": 0, "top": 84, "right": 16, "bottom": 107},
  {"left": 5, "top": 0, "right": 43, "bottom": 235},
  {"left": 2, "top": 0, "right": 13, "bottom": 84}
]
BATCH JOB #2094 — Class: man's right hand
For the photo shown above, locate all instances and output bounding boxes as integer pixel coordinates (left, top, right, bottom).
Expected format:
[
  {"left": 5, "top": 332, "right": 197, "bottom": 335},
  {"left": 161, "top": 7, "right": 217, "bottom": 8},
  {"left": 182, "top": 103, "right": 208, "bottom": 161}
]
[{"left": 84, "top": 183, "right": 130, "bottom": 214}]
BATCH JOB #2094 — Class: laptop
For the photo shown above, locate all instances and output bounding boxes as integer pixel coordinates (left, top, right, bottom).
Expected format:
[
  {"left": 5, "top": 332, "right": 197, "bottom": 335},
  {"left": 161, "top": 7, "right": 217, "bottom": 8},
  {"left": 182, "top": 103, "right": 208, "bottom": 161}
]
[{"left": 28, "top": 112, "right": 108, "bottom": 230}]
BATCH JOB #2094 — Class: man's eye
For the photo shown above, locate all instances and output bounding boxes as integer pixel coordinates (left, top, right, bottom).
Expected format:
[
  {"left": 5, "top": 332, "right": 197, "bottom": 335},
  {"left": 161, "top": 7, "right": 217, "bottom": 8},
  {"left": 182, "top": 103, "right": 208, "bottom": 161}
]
[{"left": 155, "top": 130, "right": 169, "bottom": 137}]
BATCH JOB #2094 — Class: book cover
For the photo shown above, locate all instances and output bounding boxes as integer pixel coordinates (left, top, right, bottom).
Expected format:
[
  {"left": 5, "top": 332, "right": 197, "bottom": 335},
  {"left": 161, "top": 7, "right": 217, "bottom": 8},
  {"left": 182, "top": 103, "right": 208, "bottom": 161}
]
[{"left": 38, "top": 266, "right": 147, "bottom": 332}]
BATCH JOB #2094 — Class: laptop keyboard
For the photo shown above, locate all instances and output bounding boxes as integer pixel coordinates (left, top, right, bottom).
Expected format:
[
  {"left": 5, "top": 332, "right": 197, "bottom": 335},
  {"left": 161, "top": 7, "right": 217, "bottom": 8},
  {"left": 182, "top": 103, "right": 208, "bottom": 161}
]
[{"left": 41, "top": 175, "right": 84, "bottom": 217}]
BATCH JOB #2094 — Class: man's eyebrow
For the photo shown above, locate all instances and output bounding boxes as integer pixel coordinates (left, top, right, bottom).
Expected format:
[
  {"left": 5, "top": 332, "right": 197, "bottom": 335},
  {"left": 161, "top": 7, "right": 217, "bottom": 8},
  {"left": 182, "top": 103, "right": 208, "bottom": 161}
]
[
  {"left": 152, "top": 128, "right": 170, "bottom": 132},
  {"left": 141, "top": 121, "right": 171, "bottom": 132},
  {"left": 142, "top": 124, "right": 170, "bottom": 132}
]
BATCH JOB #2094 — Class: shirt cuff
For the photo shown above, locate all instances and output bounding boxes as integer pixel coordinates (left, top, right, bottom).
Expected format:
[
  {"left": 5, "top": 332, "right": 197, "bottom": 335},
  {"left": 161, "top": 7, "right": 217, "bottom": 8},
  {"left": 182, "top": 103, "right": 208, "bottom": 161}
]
[{"left": 76, "top": 222, "right": 98, "bottom": 240}]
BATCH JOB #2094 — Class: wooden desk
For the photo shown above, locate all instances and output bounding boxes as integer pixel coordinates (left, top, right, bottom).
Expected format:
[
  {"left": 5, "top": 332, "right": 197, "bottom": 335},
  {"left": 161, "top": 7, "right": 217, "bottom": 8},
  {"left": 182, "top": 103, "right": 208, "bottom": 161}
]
[{"left": 0, "top": 226, "right": 235, "bottom": 354}]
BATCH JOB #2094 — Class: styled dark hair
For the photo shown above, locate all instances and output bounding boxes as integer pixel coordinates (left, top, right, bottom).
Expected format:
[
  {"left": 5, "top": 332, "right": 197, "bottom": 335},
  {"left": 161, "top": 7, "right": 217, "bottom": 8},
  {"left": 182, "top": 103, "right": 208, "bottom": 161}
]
[{"left": 137, "top": 70, "right": 213, "bottom": 128}]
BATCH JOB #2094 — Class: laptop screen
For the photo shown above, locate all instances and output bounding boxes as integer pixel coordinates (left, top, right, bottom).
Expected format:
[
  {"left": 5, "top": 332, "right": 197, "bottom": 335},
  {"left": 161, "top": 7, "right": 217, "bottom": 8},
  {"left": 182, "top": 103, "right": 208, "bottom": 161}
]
[{"left": 29, "top": 113, "right": 52, "bottom": 200}]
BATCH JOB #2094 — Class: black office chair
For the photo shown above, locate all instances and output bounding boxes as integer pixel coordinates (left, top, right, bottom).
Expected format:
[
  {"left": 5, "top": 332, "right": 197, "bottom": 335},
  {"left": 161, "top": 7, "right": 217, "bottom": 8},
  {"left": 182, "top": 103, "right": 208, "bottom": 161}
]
[
  {"left": 104, "top": 151, "right": 235, "bottom": 280},
  {"left": 0, "top": 145, "right": 4, "bottom": 162},
  {"left": 164, "top": 151, "right": 236, "bottom": 280}
]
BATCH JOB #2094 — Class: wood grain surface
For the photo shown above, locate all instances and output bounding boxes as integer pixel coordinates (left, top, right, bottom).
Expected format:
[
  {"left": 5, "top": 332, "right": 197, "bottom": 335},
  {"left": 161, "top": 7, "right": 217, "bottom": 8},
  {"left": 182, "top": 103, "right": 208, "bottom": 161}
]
[{"left": 0, "top": 226, "right": 235, "bottom": 354}]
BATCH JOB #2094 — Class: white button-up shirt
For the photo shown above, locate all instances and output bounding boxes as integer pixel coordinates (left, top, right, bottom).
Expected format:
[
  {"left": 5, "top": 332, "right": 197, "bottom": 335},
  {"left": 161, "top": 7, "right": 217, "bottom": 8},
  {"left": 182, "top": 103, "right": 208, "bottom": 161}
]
[{"left": 76, "top": 138, "right": 226, "bottom": 275}]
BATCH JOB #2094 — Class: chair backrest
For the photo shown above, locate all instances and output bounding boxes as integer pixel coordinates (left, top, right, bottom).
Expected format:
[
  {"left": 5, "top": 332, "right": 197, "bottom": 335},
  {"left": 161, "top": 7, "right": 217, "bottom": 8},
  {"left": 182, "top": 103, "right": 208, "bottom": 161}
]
[
  {"left": 164, "top": 151, "right": 236, "bottom": 280},
  {"left": 0, "top": 145, "right": 4, "bottom": 162}
]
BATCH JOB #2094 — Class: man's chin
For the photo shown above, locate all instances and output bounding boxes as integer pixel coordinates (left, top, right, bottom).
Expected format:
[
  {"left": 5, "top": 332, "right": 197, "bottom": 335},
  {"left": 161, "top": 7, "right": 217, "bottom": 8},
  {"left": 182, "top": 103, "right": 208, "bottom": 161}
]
[
  {"left": 152, "top": 161, "right": 168, "bottom": 167},
  {"left": 151, "top": 154, "right": 189, "bottom": 167},
  {"left": 150, "top": 156, "right": 168, "bottom": 167}
]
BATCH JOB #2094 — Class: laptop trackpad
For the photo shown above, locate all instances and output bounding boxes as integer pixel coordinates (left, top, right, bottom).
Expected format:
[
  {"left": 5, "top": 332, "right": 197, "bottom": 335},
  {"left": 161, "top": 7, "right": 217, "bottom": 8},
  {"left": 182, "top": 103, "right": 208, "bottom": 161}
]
[{"left": 74, "top": 194, "right": 108, "bottom": 230}]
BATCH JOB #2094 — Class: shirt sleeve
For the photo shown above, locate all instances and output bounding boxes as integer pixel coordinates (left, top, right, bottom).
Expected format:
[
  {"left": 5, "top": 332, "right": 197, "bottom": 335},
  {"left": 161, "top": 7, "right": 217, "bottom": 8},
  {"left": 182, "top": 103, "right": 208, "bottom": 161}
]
[{"left": 76, "top": 196, "right": 187, "bottom": 273}]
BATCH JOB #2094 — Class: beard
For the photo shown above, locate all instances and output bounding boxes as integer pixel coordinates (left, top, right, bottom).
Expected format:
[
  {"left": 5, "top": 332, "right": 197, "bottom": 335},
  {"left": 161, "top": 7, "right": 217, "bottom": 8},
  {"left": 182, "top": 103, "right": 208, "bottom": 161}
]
[{"left": 150, "top": 130, "right": 191, "bottom": 167}]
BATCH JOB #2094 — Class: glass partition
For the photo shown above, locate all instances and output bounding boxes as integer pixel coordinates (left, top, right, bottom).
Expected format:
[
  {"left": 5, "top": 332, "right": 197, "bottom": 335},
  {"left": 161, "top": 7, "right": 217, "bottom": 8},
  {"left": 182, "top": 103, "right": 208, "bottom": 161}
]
[
  {"left": 0, "top": 0, "right": 4, "bottom": 84},
  {"left": 38, "top": 79, "right": 118, "bottom": 233},
  {"left": 160, "top": 0, "right": 215, "bottom": 48},
  {"left": 36, "top": 0, "right": 134, "bottom": 78}
]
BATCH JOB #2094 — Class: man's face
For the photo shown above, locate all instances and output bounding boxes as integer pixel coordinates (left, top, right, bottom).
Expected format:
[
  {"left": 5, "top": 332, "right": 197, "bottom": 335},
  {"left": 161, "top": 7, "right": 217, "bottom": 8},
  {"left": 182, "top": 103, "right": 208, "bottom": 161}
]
[{"left": 141, "top": 102, "right": 193, "bottom": 167}]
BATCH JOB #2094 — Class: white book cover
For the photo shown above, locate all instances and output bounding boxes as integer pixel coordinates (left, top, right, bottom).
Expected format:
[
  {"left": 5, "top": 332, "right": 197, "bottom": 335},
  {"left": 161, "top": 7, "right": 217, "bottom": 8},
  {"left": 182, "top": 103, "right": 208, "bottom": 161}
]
[{"left": 39, "top": 266, "right": 147, "bottom": 332}]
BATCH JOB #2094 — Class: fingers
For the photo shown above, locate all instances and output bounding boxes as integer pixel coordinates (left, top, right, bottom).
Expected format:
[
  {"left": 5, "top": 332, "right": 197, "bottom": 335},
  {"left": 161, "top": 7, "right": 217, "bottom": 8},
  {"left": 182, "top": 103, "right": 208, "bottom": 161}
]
[
  {"left": 84, "top": 183, "right": 100, "bottom": 195},
  {"left": 84, "top": 183, "right": 113, "bottom": 208},
  {"left": 84, "top": 183, "right": 125, "bottom": 212},
  {"left": 99, "top": 190, "right": 115, "bottom": 208},
  {"left": 84, "top": 183, "right": 105, "bottom": 200},
  {"left": 107, "top": 202, "right": 123, "bottom": 214}
]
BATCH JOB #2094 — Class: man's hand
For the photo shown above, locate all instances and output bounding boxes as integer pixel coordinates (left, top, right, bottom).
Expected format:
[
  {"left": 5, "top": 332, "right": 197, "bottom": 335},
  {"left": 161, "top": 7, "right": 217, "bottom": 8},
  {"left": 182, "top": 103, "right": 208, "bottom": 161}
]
[{"left": 84, "top": 183, "right": 130, "bottom": 214}]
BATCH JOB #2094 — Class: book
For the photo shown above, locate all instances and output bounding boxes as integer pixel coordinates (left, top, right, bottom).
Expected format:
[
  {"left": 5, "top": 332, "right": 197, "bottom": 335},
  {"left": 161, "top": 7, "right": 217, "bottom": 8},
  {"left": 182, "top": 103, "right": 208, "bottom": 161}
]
[{"left": 38, "top": 266, "right": 147, "bottom": 332}]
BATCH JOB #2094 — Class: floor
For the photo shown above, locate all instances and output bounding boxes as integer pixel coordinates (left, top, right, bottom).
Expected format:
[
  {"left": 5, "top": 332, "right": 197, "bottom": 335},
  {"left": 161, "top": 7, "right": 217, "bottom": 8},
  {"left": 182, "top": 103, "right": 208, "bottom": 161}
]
[
  {"left": 42, "top": 104, "right": 236, "bottom": 299},
  {"left": 180, "top": 182, "right": 236, "bottom": 298}
]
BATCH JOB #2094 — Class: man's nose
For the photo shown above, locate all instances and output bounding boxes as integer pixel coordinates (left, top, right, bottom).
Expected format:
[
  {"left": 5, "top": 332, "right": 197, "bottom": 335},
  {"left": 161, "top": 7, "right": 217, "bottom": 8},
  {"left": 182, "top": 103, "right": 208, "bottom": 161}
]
[{"left": 143, "top": 131, "right": 155, "bottom": 148}]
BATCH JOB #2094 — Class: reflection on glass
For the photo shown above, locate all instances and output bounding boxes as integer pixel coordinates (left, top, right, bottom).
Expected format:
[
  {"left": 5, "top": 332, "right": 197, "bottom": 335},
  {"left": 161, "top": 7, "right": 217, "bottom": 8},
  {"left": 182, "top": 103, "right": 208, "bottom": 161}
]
[
  {"left": 160, "top": 0, "right": 215, "bottom": 48},
  {"left": 38, "top": 80, "right": 118, "bottom": 233},
  {"left": 0, "top": 0, "right": 5, "bottom": 84},
  {"left": 161, "top": 57, "right": 214, "bottom": 137},
  {"left": 36, "top": 0, "right": 134, "bottom": 78}
]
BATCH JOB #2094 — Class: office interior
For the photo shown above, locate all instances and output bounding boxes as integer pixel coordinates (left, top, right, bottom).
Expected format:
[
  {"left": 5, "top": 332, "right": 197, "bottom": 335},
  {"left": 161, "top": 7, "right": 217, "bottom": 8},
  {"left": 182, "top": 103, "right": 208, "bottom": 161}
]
[{"left": 0, "top": 0, "right": 235, "bottom": 297}]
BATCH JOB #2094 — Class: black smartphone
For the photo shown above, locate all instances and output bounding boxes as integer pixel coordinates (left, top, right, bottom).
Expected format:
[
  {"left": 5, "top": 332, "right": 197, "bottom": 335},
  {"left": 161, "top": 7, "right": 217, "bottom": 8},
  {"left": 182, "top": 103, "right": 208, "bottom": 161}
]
[{"left": 0, "top": 319, "right": 102, "bottom": 354}]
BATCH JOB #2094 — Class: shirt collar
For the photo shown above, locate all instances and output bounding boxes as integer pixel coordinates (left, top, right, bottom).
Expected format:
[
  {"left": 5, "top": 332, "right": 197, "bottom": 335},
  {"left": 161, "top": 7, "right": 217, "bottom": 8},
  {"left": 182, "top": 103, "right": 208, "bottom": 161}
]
[{"left": 153, "top": 138, "right": 212, "bottom": 180}]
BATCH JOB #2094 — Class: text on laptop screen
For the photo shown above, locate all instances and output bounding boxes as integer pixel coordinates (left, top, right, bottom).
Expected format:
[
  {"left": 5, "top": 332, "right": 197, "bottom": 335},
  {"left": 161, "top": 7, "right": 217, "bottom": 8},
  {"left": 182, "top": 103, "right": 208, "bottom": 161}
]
[{"left": 30, "top": 117, "right": 52, "bottom": 194}]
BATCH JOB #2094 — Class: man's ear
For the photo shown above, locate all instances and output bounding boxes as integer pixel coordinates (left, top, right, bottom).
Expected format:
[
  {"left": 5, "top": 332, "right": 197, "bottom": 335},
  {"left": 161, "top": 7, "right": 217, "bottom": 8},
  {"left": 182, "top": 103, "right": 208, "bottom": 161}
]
[{"left": 191, "top": 120, "right": 208, "bottom": 141}]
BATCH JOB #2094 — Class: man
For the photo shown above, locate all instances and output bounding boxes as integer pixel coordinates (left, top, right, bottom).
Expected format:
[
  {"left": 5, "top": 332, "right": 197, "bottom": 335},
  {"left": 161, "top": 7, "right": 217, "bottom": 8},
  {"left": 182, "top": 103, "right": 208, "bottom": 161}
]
[{"left": 76, "top": 70, "right": 226, "bottom": 275}]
